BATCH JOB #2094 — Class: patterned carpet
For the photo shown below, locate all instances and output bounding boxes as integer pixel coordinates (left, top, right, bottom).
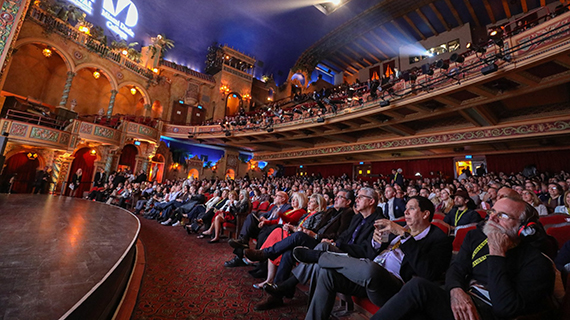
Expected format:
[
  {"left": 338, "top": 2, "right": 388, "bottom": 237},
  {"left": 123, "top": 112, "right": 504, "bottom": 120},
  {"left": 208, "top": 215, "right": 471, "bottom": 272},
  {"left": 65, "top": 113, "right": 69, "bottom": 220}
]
[{"left": 131, "top": 217, "right": 310, "bottom": 320}]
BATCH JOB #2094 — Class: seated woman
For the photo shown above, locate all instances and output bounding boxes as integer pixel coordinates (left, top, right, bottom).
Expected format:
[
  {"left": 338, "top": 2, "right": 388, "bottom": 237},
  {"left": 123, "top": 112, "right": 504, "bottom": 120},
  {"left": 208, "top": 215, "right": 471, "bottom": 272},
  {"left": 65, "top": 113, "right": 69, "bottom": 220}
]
[
  {"left": 523, "top": 189, "right": 549, "bottom": 216},
  {"left": 200, "top": 190, "right": 250, "bottom": 243},
  {"left": 554, "top": 190, "right": 570, "bottom": 215},
  {"left": 434, "top": 187, "right": 454, "bottom": 214},
  {"left": 252, "top": 192, "right": 311, "bottom": 289}
]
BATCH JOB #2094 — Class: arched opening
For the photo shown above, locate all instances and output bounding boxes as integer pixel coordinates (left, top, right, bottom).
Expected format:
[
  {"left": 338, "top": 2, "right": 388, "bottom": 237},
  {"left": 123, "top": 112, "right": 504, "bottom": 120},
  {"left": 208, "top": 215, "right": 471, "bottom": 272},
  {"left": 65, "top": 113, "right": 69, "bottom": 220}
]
[
  {"left": 150, "top": 154, "right": 165, "bottom": 182},
  {"left": 0, "top": 152, "right": 41, "bottom": 193},
  {"left": 67, "top": 148, "right": 97, "bottom": 197},
  {"left": 2, "top": 43, "right": 68, "bottom": 107},
  {"left": 115, "top": 85, "right": 145, "bottom": 116},
  {"left": 225, "top": 92, "right": 242, "bottom": 116},
  {"left": 118, "top": 144, "right": 138, "bottom": 173},
  {"left": 188, "top": 168, "right": 199, "bottom": 179},
  {"left": 67, "top": 67, "right": 112, "bottom": 115},
  {"left": 225, "top": 169, "right": 235, "bottom": 180}
]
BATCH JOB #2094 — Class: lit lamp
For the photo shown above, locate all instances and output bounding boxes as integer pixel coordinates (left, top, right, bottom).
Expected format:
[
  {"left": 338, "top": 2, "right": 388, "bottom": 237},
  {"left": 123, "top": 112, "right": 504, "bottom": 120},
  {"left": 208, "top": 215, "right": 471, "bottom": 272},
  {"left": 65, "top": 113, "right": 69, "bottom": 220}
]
[
  {"left": 27, "top": 152, "right": 38, "bottom": 160},
  {"left": 121, "top": 49, "right": 128, "bottom": 56},
  {"left": 130, "top": 87, "right": 137, "bottom": 95},
  {"left": 92, "top": 70, "right": 101, "bottom": 79},
  {"left": 90, "top": 149, "right": 97, "bottom": 156},
  {"left": 42, "top": 48, "right": 52, "bottom": 58},
  {"left": 78, "top": 25, "right": 90, "bottom": 35},
  {"left": 152, "top": 68, "right": 159, "bottom": 74}
]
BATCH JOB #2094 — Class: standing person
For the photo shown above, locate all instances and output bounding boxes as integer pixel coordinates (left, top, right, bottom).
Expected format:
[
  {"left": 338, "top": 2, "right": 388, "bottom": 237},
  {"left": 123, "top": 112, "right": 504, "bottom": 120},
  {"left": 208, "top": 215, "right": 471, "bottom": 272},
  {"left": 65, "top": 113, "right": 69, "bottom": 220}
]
[
  {"left": 93, "top": 168, "right": 106, "bottom": 187},
  {"left": 69, "top": 168, "right": 82, "bottom": 198},
  {"left": 32, "top": 166, "right": 49, "bottom": 194}
]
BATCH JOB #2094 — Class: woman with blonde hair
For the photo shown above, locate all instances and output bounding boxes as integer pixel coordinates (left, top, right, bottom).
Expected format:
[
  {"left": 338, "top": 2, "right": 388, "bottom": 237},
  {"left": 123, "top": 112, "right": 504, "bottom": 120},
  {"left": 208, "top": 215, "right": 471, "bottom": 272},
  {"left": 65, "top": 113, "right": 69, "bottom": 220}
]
[
  {"left": 435, "top": 187, "right": 454, "bottom": 214},
  {"left": 522, "top": 189, "right": 548, "bottom": 216},
  {"left": 201, "top": 190, "right": 250, "bottom": 243},
  {"left": 554, "top": 190, "right": 570, "bottom": 215}
]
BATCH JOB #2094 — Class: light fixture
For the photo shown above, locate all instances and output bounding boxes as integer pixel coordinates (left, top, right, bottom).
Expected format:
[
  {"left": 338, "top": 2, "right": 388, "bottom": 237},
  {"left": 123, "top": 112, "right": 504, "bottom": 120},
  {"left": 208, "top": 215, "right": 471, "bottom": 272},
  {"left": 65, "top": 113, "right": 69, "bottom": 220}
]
[
  {"left": 450, "top": 53, "right": 464, "bottom": 63},
  {"left": 121, "top": 49, "right": 128, "bottom": 56},
  {"left": 421, "top": 63, "right": 434, "bottom": 76},
  {"left": 379, "top": 100, "right": 390, "bottom": 107},
  {"left": 92, "top": 70, "right": 101, "bottom": 79},
  {"left": 27, "top": 152, "right": 38, "bottom": 160},
  {"left": 489, "top": 29, "right": 498, "bottom": 37},
  {"left": 78, "top": 25, "right": 90, "bottom": 35},
  {"left": 466, "top": 42, "right": 472, "bottom": 50},
  {"left": 436, "top": 59, "right": 449, "bottom": 70},
  {"left": 130, "top": 87, "right": 137, "bottom": 95},
  {"left": 152, "top": 68, "right": 159, "bottom": 74},
  {"left": 481, "top": 63, "right": 498, "bottom": 75},
  {"left": 42, "top": 48, "right": 52, "bottom": 58},
  {"left": 90, "top": 149, "right": 97, "bottom": 155}
]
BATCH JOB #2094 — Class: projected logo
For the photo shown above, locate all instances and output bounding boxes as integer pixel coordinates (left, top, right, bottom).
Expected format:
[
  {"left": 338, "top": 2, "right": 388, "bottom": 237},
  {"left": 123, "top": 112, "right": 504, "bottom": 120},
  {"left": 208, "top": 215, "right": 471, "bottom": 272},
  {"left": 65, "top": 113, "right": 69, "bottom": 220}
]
[
  {"left": 68, "top": 0, "right": 95, "bottom": 15},
  {"left": 101, "top": 0, "right": 139, "bottom": 39}
]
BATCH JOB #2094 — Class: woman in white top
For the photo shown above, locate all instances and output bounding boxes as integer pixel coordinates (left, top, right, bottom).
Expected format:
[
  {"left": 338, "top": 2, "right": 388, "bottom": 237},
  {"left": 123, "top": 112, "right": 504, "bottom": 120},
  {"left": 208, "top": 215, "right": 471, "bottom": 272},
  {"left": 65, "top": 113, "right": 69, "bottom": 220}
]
[
  {"left": 522, "top": 189, "right": 548, "bottom": 216},
  {"left": 554, "top": 190, "right": 570, "bottom": 215}
]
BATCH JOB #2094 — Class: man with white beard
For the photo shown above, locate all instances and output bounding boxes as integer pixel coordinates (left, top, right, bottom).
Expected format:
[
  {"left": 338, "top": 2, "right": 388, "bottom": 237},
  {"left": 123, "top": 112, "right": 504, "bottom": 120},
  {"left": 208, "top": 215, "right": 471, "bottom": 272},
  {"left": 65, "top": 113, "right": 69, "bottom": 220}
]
[{"left": 370, "top": 197, "right": 556, "bottom": 320}]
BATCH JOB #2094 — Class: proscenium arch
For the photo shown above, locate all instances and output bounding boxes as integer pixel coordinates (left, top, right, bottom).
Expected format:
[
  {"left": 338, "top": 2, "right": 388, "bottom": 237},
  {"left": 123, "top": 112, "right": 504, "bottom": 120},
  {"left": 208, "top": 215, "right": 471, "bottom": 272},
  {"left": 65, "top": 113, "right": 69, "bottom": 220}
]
[
  {"left": 14, "top": 38, "right": 75, "bottom": 73},
  {"left": 117, "top": 81, "right": 151, "bottom": 106},
  {"left": 74, "top": 63, "right": 119, "bottom": 90}
]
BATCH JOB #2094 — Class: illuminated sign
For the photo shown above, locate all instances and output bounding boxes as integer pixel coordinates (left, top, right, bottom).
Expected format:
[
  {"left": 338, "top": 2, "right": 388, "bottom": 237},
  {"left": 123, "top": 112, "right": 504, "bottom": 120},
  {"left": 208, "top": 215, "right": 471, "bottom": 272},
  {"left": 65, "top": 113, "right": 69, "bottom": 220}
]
[
  {"left": 69, "top": 0, "right": 95, "bottom": 14},
  {"left": 102, "top": 0, "right": 139, "bottom": 39}
]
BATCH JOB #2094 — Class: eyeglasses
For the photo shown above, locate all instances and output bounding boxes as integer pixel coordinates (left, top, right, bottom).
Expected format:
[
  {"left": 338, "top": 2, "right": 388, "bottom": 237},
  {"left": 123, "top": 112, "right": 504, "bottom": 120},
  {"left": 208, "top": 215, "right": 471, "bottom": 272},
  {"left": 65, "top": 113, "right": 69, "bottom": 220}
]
[
  {"left": 335, "top": 195, "right": 348, "bottom": 200},
  {"left": 356, "top": 194, "right": 373, "bottom": 200},
  {"left": 487, "top": 209, "right": 518, "bottom": 221}
]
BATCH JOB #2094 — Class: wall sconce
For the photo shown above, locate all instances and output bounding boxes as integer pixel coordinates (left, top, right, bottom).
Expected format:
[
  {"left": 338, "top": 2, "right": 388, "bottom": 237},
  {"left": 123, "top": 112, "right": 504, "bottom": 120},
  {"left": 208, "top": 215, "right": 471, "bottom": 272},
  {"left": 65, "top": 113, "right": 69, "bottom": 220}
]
[
  {"left": 152, "top": 68, "right": 159, "bottom": 74},
  {"left": 92, "top": 70, "right": 101, "bottom": 79},
  {"left": 130, "top": 87, "right": 137, "bottom": 95},
  {"left": 220, "top": 84, "right": 230, "bottom": 95},
  {"left": 121, "top": 49, "right": 128, "bottom": 56},
  {"left": 27, "top": 152, "right": 38, "bottom": 160},
  {"left": 90, "top": 149, "right": 97, "bottom": 156},
  {"left": 211, "top": 165, "right": 217, "bottom": 171},
  {"left": 78, "top": 25, "right": 90, "bottom": 35},
  {"left": 243, "top": 93, "right": 251, "bottom": 101},
  {"left": 42, "top": 48, "right": 52, "bottom": 58}
]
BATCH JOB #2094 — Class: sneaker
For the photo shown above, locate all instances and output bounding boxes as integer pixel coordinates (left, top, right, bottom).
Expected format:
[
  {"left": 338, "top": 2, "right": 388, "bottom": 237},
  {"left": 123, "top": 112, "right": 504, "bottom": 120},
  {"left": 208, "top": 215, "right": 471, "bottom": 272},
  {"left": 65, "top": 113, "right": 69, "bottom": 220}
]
[
  {"left": 172, "top": 221, "right": 181, "bottom": 227},
  {"left": 161, "top": 218, "right": 172, "bottom": 225}
]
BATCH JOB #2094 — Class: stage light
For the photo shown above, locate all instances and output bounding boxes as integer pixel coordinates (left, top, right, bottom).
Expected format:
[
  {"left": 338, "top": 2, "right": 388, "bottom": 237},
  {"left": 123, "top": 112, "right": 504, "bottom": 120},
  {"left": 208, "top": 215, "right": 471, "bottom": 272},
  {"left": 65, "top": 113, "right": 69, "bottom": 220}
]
[
  {"left": 130, "top": 87, "right": 137, "bottom": 95},
  {"left": 152, "top": 68, "right": 159, "bottom": 74},
  {"left": 450, "top": 53, "right": 464, "bottom": 63},
  {"left": 466, "top": 42, "right": 472, "bottom": 50},
  {"left": 42, "top": 48, "right": 52, "bottom": 57},
  {"left": 489, "top": 30, "right": 498, "bottom": 37},
  {"left": 436, "top": 59, "right": 449, "bottom": 70},
  {"left": 78, "top": 25, "right": 90, "bottom": 35},
  {"left": 481, "top": 63, "right": 498, "bottom": 75},
  {"left": 27, "top": 152, "right": 38, "bottom": 160},
  {"left": 92, "top": 70, "right": 101, "bottom": 79}
]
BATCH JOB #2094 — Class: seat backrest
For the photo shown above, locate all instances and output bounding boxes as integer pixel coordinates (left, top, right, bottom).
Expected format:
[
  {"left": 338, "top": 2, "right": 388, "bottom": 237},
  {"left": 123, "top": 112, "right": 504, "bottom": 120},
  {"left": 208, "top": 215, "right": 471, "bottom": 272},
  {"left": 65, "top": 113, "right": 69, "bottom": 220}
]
[
  {"left": 453, "top": 223, "right": 478, "bottom": 253},
  {"left": 257, "top": 201, "right": 270, "bottom": 212},
  {"left": 476, "top": 210, "right": 487, "bottom": 219},
  {"left": 540, "top": 214, "right": 569, "bottom": 227},
  {"left": 251, "top": 200, "right": 260, "bottom": 210},
  {"left": 546, "top": 223, "right": 570, "bottom": 250},
  {"left": 432, "top": 219, "right": 450, "bottom": 236},
  {"left": 433, "top": 213, "right": 446, "bottom": 221}
]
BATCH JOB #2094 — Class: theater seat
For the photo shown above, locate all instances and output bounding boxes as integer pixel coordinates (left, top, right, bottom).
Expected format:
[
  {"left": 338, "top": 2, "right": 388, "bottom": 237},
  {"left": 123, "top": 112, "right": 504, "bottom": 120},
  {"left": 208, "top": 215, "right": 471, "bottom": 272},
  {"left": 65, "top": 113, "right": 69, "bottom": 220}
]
[
  {"left": 453, "top": 223, "right": 478, "bottom": 253},
  {"left": 432, "top": 219, "right": 451, "bottom": 236},
  {"left": 540, "top": 214, "right": 569, "bottom": 227},
  {"left": 251, "top": 200, "right": 260, "bottom": 210},
  {"left": 476, "top": 210, "right": 487, "bottom": 219},
  {"left": 546, "top": 223, "right": 570, "bottom": 249},
  {"left": 433, "top": 213, "right": 445, "bottom": 221}
]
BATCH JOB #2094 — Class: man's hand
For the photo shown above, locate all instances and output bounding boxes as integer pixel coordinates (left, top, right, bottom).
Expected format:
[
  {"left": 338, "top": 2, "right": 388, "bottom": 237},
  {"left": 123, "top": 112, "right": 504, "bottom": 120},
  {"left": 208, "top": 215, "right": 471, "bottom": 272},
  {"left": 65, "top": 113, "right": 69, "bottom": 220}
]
[
  {"left": 450, "top": 288, "right": 479, "bottom": 320},
  {"left": 258, "top": 220, "right": 266, "bottom": 228},
  {"left": 372, "top": 229, "right": 384, "bottom": 243},
  {"left": 374, "top": 219, "right": 406, "bottom": 237},
  {"left": 321, "top": 238, "right": 333, "bottom": 244},
  {"left": 487, "top": 231, "right": 511, "bottom": 257}
]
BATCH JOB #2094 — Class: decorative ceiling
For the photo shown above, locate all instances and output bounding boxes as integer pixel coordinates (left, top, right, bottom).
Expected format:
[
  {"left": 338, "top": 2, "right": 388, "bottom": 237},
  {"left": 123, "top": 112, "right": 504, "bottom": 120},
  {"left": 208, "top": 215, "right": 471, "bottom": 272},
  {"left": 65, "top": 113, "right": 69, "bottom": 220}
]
[{"left": 76, "top": 0, "right": 558, "bottom": 84}]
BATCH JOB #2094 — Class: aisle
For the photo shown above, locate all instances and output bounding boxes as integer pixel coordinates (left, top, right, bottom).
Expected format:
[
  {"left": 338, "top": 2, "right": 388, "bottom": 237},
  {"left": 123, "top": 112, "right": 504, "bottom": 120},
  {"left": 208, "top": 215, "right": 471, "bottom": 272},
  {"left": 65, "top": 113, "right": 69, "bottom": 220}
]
[{"left": 131, "top": 218, "right": 309, "bottom": 319}]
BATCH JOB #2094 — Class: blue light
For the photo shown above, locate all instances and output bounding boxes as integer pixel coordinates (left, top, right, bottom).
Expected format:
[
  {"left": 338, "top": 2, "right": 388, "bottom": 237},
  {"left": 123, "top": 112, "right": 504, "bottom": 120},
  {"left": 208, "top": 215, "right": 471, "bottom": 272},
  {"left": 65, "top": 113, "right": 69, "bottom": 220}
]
[
  {"left": 258, "top": 161, "right": 268, "bottom": 169},
  {"left": 197, "top": 105, "right": 203, "bottom": 109},
  {"left": 232, "top": 94, "right": 237, "bottom": 98},
  {"left": 134, "top": 141, "right": 141, "bottom": 146},
  {"left": 179, "top": 100, "right": 184, "bottom": 104},
  {"left": 359, "top": 162, "right": 364, "bottom": 165},
  {"left": 465, "top": 155, "right": 473, "bottom": 159},
  {"left": 300, "top": 165, "right": 303, "bottom": 168}
]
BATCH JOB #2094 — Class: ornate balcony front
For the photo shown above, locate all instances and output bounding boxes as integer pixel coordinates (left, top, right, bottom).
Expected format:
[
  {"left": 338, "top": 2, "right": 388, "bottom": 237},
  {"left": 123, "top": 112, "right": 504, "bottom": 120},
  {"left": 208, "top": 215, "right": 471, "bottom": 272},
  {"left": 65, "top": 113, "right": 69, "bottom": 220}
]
[{"left": 1, "top": 118, "right": 75, "bottom": 150}]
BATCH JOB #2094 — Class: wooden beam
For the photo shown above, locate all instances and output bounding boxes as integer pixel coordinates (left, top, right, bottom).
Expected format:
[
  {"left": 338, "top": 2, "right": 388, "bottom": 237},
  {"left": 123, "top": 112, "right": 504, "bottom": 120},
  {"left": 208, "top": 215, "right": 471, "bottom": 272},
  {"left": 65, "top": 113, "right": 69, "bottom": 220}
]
[
  {"left": 505, "top": 73, "right": 538, "bottom": 86},
  {"left": 433, "top": 96, "right": 460, "bottom": 107},
  {"left": 473, "top": 105, "right": 498, "bottom": 126},
  {"left": 353, "top": 42, "right": 381, "bottom": 64},
  {"left": 370, "top": 29, "right": 399, "bottom": 56},
  {"left": 482, "top": 0, "right": 496, "bottom": 24},
  {"left": 458, "top": 109, "right": 483, "bottom": 127},
  {"left": 384, "top": 124, "right": 416, "bottom": 136},
  {"left": 344, "top": 46, "right": 373, "bottom": 66},
  {"left": 521, "top": 0, "right": 528, "bottom": 13},
  {"left": 407, "top": 104, "right": 433, "bottom": 113},
  {"left": 360, "top": 36, "right": 389, "bottom": 60},
  {"left": 387, "top": 22, "right": 416, "bottom": 43},
  {"left": 415, "top": 9, "right": 439, "bottom": 36},
  {"left": 444, "top": 0, "right": 464, "bottom": 25},
  {"left": 402, "top": 14, "right": 427, "bottom": 40},
  {"left": 328, "top": 55, "right": 358, "bottom": 74},
  {"left": 336, "top": 51, "right": 365, "bottom": 70},
  {"left": 462, "top": 0, "right": 481, "bottom": 28},
  {"left": 382, "top": 110, "right": 405, "bottom": 120},
  {"left": 429, "top": 3, "right": 451, "bottom": 31},
  {"left": 326, "top": 134, "right": 358, "bottom": 143},
  {"left": 278, "top": 140, "right": 314, "bottom": 148},
  {"left": 501, "top": 0, "right": 512, "bottom": 18},
  {"left": 467, "top": 86, "right": 496, "bottom": 98}
]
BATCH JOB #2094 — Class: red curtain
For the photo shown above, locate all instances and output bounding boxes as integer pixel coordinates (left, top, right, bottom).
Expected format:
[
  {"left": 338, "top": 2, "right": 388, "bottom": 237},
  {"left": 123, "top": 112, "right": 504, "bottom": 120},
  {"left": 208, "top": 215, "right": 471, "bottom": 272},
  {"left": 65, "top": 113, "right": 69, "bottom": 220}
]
[
  {"left": 486, "top": 150, "right": 570, "bottom": 174},
  {"left": 119, "top": 144, "right": 138, "bottom": 171},
  {"left": 0, "top": 153, "right": 39, "bottom": 193},
  {"left": 68, "top": 148, "right": 96, "bottom": 197},
  {"left": 371, "top": 158, "right": 455, "bottom": 181}
]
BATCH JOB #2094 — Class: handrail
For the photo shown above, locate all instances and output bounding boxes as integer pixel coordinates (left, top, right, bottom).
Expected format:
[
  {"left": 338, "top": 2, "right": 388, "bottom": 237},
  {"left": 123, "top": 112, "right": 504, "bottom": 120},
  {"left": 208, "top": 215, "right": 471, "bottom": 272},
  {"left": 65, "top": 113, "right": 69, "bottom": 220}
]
[{"left": 5, "top": 109, "right": 68, "bottom": 129}]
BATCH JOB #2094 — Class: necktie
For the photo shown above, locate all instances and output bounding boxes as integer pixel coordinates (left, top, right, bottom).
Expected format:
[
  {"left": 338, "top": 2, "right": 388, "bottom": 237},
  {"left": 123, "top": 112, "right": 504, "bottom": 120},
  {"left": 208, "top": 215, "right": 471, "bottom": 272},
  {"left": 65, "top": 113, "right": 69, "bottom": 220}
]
[{"left": 348, "top": 218, "right": 367, "bottom": 244}]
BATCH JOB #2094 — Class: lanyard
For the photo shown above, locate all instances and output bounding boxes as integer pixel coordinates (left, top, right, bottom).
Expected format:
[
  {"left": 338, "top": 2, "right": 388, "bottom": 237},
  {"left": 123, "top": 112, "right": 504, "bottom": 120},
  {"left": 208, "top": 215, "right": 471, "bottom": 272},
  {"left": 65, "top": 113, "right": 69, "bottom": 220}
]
[
  {"left": 454, "top": 208, "right": 468, "bottom": 226},
  {"left": 298, "top": 211, "right": 317, "bottom": 228},
  {"left": 472, "top": 238, "right": 488, "bottom": 268}
]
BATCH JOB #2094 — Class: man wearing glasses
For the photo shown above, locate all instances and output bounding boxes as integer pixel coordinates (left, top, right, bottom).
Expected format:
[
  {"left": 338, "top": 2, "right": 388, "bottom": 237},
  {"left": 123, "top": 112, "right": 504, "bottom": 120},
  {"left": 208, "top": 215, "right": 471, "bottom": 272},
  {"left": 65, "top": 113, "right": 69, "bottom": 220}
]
[{"left": 371, "top": 197, "right": 555, "bottom": 320}]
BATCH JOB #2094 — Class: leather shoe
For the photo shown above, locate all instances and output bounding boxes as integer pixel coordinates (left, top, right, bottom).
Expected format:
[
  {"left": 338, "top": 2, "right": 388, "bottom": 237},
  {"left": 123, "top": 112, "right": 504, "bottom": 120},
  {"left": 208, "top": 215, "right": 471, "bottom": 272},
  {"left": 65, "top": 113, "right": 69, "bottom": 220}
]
[
  {"left": 229, "top": 238, "right": 249, "bottom": 249},
  {"left": 254, "top": 295, "right": 283, "bottom": 311},
  {"left": 263, "top": 283, "right": 294, "bottom": 299},
  {"left": 293, "top": 246, "right": 323, "bottom": 264},
  {"left": 244, "top": 249, "right": 267, "bottom": 261},
  {"left": 224, "top": 256, "right": 246, "bottom": 267}
]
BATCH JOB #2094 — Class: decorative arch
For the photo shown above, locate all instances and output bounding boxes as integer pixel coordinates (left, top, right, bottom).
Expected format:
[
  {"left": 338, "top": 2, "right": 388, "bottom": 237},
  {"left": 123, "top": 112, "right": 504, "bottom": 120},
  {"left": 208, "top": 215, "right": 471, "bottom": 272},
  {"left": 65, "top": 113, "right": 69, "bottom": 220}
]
[
  {"left": 75, "top": 63, "right": 119, "bottom": 90},
  {"left": 117, "top": 81, "right": 151, "bottom": 105},
  {"left": 188, "top": 168, "right": 199, "bottom": 179},
  {"left": 67, "top": 147, "right": 97, "bottom": 197},
  {"left": 150, "top": 153, "right": 165, "bottom": 182},
  {"left": 118, "top": 144, "right": 139, "bottom": 172},
  {"left": 225, "top": 92, "right": 242, "bottom": 116},
  {"left": 14, "top": 38, "right": 75, "bottom": 73},
  {"left": 0, "top": 152, "right": 42, "bottom": 193},
  {"left": 225, "top": 169, "right": 235, "bottom": 180}
]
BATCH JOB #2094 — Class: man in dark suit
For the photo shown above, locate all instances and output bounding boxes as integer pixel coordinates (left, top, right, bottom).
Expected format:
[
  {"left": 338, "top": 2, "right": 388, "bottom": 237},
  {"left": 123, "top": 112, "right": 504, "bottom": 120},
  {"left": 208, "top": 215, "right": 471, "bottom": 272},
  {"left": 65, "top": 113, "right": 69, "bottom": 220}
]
[
  {"left": 301, "top": 196, "right": 452, "bottom": 320},
  {"left": 93, "top": 168, "right": 106, "bottom": 187},
  {"left": 255, "top": 187, "right": 382, "bottom": 310},
  {"left": 383, "top": 185, "right": 406, "bottom": 220}
]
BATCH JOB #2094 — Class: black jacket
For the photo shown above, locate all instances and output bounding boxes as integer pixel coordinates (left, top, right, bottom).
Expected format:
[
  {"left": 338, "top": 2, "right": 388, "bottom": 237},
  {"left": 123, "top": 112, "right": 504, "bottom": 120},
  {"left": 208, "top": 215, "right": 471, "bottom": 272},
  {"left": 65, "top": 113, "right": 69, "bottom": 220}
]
[{"left": 336, "top": 208, "right": 383, "bottom": 259}]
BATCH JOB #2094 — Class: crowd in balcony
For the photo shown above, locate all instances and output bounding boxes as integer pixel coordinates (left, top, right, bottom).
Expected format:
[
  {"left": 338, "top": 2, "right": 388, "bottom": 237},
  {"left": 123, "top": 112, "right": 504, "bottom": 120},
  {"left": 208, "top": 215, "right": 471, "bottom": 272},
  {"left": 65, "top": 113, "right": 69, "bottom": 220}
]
[{"left": 70, "top": 160, "right": 570, "bottom": 318}]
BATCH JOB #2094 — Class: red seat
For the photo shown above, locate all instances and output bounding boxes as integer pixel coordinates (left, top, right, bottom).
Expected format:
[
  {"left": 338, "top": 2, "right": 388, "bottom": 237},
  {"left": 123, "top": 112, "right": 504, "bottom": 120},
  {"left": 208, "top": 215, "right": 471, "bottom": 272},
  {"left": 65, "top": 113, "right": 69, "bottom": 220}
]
[
  {"left": 432, "top": 219, "right": 451, "bottom": 236},
  {"left": 546, "top": 223, "right": 570, "bottom": 249},
  {"left": 257, "top": 201, "right": 270, "bottom": 212},
  {"left": 251, "top": 200, "right": 260, "bottom": 210},
  {"left": 453, "top": 223, "right": 478, "bottom": 253},
  {"left": 433, "top": 213, "right": 445, "bottom": 221},
  {"left": 352, "top": 296, "right": 379, "bottom": 314},
  {"left": 539, "top": 214, "right": 569, "bottom": 226},
  {"left": 476, "top": 210, "right": 487, "bottom": 219}
]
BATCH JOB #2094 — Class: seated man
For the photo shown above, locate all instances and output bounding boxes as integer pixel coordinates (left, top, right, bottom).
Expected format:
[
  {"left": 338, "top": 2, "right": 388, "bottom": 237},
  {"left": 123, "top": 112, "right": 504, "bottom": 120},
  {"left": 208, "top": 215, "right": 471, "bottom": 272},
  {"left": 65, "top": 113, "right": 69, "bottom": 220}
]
[
  {"left": 443, "top": 188, "right": 481, "bottom": 228},
  {"left": 372, "top": 197, "right": 556, "bottom": 320},
  {"left": 382, "top": 185, "right": 406, "bottom": 220},
  {"left": 298, "top": 196, "right": 452, "bottom": 320}
]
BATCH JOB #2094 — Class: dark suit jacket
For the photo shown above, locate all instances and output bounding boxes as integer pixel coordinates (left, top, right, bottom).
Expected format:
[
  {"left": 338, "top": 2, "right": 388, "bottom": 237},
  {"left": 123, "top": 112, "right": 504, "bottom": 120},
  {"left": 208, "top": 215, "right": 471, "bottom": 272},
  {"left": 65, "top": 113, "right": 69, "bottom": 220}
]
[
  {"left": 336, "top": 208, "right": 383, "bottom": 259},
  {"left": 261, "top": 203, "right": 292, "bottom": 221},
  {"left": 383, "top": 198, "right": 406, "bottom": 220},
  {"left": 378, "top": 225, "right": 452, "bottom": 283},
  {"left": 316, "top": 207, "right": 355, "bottom": 241}
]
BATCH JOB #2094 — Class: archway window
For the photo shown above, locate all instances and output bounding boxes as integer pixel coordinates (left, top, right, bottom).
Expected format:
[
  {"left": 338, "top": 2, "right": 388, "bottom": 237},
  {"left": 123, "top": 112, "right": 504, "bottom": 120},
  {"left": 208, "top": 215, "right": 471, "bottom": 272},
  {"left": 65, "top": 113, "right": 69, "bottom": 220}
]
[
  {"left": 226, "top": 92, "right": 242, "bottom": 116},
  {"left": 188, "top": 168, "right": 199, "bottom": 179},
  {"left": 225, "top": 169, "right": 235, "bottom": 180}
]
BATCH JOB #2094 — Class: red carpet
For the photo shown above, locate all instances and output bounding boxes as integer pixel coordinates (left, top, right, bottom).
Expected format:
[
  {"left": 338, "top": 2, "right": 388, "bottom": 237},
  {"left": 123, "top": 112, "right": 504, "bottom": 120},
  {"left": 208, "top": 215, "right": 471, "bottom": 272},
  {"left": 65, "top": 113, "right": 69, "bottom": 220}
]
[{"left": 131, "top": 218, "right": 309, "bottom": 319}]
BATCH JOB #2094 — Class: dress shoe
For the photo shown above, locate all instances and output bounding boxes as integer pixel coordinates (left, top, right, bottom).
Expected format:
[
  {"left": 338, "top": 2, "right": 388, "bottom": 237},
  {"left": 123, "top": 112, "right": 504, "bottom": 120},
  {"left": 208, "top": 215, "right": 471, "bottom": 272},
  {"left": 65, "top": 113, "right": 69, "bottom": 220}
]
[
  {"left": 248, "top": 267, "right": 267, "bottom": 279},
  {"left": 229, "top": 238, "right": 249, "bottom": 249},
  {"left": 254, "top": 295, "right": 283, "bottom": 311},
  {"left": 293, "top": 246, "right": 323, "bottom": 264},
  {"left": 224, "top": 256, "right": 246, "bottom": 267},
  {"left": 244, "top": 249, "right": 267, "bottom": 261},
  {"left": 263, "top": 283, "right": 295, "bottom": 299}
]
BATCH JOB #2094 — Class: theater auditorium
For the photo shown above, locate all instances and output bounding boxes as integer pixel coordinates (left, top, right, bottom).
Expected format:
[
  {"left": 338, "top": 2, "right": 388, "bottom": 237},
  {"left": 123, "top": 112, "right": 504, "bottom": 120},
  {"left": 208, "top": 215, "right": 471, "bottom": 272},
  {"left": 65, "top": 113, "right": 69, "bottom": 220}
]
[{"left": 1, "top": 0, "right": 570, "bottom": 319}]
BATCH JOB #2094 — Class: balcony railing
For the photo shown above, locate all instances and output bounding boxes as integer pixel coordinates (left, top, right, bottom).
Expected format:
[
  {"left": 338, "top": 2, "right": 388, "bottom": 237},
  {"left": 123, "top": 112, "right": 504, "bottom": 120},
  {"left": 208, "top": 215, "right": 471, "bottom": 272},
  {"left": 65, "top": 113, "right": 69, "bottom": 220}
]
[{"left": 5, "top": 109, "right": 68, "bottom": 130}]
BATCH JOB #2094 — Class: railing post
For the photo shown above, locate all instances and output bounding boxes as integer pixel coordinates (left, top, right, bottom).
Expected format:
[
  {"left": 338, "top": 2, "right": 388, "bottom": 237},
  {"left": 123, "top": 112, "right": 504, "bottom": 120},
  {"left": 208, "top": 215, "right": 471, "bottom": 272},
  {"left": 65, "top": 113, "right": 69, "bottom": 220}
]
[
  {"left": 106, "top": 90, "right": 118, "bottom": 116},
  {"left": 59, "top": 71, "right": 76, "bottom": 108}
]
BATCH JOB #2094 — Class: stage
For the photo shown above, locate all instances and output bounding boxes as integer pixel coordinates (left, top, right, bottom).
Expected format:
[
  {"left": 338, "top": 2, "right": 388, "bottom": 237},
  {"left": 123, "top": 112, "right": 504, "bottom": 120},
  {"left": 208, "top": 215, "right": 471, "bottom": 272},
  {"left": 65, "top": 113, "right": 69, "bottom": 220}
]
[{"left": 0, "top": 195, "right": 140, "bottom": 319}]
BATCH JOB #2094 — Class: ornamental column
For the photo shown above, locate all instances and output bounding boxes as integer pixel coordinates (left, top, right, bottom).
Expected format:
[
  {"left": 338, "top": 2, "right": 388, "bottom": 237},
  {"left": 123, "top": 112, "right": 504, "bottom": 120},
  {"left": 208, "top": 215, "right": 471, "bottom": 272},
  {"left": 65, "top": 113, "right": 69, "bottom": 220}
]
[
  {"left": 58, "top": 71, "right": 76, "bottom": 108},
  {"left": 106, "top": 90, "right": 118, "bottom": 116},
  {"left": 143, "top": 103, "right": 151, "bottom": 117}
]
